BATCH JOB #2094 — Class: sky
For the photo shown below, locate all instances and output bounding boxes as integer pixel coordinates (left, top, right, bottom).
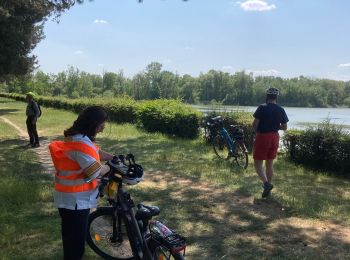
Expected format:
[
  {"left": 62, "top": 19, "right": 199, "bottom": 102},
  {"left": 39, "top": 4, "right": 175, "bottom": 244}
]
[{"left": 33, "top": 0, "right": 350, "bottom": 81}]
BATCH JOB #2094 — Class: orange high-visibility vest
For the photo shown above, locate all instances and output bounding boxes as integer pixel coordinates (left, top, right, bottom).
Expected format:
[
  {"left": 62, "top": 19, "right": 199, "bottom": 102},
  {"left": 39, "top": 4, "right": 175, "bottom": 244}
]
[{"left": 49, "top": 141, "right": 100, "bottom": 193}]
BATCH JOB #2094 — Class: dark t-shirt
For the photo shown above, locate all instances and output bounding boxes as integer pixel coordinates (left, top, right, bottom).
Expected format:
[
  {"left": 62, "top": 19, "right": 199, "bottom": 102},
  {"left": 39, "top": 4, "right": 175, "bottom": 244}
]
[{"left": 253, "top": 103, "right": 289, "bottom": 133}]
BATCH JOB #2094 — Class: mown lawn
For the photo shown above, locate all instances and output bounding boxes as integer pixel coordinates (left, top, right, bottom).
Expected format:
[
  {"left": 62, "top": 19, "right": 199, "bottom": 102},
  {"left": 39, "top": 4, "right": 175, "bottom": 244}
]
[{"left": 1, "top": 97, "right": 350, "bottom": 259}]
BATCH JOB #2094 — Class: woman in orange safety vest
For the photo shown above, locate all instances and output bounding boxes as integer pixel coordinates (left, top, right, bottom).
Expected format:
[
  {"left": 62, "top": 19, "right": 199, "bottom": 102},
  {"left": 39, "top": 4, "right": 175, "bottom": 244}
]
[{"left": 49, "top": 106, "right": 115, "bottom": 260}]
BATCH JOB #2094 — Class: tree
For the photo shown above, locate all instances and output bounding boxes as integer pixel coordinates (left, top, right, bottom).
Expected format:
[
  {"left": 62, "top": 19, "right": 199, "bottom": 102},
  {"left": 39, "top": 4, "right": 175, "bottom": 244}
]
[
  {"left": 145, "top": 62, "right": 162, "bottom": 99},
  {"left": 103, "top": 72, "right": 117, "bottom": 92},
  {"left": 179, "top": 74, "right": 199, "bottom": 103},
  {"left": 0, "top": 0, "right": 74, "bottom": 81},
  {"left": 65, "top": 66, "right": 80, "bottom": 98}
]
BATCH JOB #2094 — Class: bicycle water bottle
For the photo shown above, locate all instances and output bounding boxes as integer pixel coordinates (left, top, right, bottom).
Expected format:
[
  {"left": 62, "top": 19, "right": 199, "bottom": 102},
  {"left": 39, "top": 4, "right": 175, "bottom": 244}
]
[{"left": 149, "top": 220, "right": 173, "bottom": 238}]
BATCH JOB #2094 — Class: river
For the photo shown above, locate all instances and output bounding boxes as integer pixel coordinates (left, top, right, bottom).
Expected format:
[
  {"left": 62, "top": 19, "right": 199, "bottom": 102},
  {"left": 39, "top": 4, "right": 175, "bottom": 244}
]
[{"left": 192, "top": 105, "right": 350, "bottom": 131}]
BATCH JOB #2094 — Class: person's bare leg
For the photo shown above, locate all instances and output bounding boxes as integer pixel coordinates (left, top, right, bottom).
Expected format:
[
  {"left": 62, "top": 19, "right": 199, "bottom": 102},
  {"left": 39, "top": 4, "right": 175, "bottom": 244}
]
[
  {"left": 265, "top": 159, "right": 274, "bottom": 183},
  {"left": 254, "top": 159, "right": 267, "bottom": 183}
]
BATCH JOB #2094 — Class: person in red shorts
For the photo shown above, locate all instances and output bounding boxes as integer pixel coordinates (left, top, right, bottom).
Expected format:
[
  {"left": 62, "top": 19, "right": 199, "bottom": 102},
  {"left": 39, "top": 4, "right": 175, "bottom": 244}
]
[{"left": 252, "top": 87, "right": 289, "bottom": 198}]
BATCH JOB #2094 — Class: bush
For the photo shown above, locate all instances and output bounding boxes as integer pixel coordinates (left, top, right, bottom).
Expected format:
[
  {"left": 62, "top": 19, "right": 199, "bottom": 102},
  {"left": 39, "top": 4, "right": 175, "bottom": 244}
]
[
  {"left": 0, "top": 93, "right": 202, "bottom": 138},
  {"left": 283, "top": 120, "right": 350, "bottom": 177},
  {"left": 137, "top": 99, "right": 202, "bottom": 138}
]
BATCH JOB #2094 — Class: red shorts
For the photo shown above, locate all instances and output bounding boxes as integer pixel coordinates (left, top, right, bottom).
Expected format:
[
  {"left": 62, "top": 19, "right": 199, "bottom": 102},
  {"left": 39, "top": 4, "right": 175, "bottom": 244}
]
[{"left": 253, "top": 133, "right": 279, "bottom": 160}]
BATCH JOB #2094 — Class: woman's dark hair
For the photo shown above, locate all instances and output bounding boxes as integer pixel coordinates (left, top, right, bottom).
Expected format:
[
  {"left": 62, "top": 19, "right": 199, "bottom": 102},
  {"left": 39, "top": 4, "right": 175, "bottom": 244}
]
[{"left": 64, "top": 106, "right": 108, "bottom": 141}]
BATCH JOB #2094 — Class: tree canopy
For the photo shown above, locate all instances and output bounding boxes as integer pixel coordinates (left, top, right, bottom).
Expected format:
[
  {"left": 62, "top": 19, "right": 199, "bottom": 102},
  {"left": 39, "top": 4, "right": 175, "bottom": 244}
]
[
  {"left": 0, "top": 0, "right": 75, "bottom": 81},
  {"left": 1, "top": 62, "right": 349, "bottom": 108}
]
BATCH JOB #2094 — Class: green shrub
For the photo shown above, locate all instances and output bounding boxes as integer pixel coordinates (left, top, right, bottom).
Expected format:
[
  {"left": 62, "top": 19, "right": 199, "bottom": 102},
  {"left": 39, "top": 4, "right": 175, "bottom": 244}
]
[
  {"left": 137, "top": 99, "right": 203, "bottom": 138},
  {"left": 1, "top": 93, "right": 202, "bottom": 138},
  {"left": 283, "top": 120, "right": 350, "bottom": 177}
]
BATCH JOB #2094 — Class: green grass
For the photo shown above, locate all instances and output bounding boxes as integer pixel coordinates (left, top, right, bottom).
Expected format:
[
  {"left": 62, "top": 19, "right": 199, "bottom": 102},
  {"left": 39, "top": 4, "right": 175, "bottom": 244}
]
[
  {"left": 97, "top": 123, "right": 350, "bottom": 224},
  {"left": 0, "top": 118, "right": 16, "bottom": 138},
  {"left": 0, "top": 121, "right": 61, "bottom": 259},
  {"left": 1, "top": 97, "right": 350, "bottom": 259}
]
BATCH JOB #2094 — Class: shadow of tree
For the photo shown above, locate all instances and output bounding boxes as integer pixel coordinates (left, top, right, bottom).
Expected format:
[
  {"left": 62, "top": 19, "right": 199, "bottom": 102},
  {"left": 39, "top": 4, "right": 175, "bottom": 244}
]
[
  {"left": 127, "top": 171, "right": 350, "bottom": 259},
  {"left": 5, "top": 129, "right": 347, "bottom": 259},
  {"left": 0, "top": 138, "right": 63, "bottom": 259},
  {"left": 92, "top": 135, "right": 350, "bottom": 259},
  {"left": 0, "top": 108, "right": 19, "bottom": 116}
]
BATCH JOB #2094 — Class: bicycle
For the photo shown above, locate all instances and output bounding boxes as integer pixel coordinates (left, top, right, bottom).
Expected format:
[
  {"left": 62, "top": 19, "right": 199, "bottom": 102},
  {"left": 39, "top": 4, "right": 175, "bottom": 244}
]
[
  {"left": 205, "top": 116, "right": 249, "bottom": 169},
  {"left": 86, "top": 154, "right": 186, "bottom": 260}
]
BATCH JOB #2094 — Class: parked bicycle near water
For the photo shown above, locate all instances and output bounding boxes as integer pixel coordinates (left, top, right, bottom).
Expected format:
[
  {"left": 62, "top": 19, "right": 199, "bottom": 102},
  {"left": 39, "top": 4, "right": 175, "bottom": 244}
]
[
  {"left": 86, "top": 154, "right": 186, "bottom": 260},
  {"left": 205, "top": 116, "right": 249, "bottom": 169}
]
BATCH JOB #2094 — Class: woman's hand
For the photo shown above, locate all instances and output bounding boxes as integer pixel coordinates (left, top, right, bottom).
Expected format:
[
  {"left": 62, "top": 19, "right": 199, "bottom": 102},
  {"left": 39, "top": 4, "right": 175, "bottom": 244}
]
[
  {"left": 99, "top": 149, "right": 114, "bottom": 161},
  {"left": 100, "top": 164, "right": 110, "bottom": 176}
]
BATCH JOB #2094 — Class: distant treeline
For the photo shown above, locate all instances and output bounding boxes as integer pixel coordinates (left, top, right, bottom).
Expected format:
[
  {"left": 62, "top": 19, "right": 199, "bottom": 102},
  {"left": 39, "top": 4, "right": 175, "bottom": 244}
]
[{"left": 1, "top": 62, "right": 349, "bottom": 107}]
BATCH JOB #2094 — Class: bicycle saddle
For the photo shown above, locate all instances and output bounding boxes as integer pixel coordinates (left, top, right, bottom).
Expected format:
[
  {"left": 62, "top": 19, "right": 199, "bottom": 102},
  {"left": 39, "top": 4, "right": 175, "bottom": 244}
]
[{"left": 135, "top": 203, "right": 160, "bottom": 220}]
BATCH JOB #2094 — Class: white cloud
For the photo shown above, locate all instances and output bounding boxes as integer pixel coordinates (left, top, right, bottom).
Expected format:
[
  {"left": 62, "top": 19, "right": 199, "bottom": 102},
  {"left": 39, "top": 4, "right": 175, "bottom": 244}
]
[
  {"left": 97, "top": 64, "right": 104, "bottom": 67},
  {"left": 248, "top": 69, "right": 280, "bottom": 76},
  {"left": 338, "top": 63, "right": 350, "bottom": 68},
  {"left": 74, "top": 50, "right": 83, "bottom": 55},
  {"left": 238, "top": 0, "right": 276, "bottom": 12},
  {"left": 222, "top": 66, "right": 234, "bottom": 70},
  {"left": 93, "top": 19, "right": 108, "bottom": 24}
]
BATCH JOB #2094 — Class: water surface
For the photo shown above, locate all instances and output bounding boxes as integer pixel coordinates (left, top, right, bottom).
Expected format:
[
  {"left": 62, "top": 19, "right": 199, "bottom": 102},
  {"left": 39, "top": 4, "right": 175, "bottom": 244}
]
[{"left": 193, "top": 105, "right": 350, "bottom": 131}]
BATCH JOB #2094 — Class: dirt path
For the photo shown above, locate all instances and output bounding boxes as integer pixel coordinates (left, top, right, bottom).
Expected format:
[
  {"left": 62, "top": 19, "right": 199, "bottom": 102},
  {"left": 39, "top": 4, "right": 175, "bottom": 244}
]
[{"left": 0, "top": 116, "right": 55, "bottom": 174}]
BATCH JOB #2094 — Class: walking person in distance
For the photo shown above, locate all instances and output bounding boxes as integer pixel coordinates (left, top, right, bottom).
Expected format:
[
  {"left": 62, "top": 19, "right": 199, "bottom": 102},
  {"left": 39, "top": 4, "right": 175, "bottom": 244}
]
[
  {"left": 252, "top": 87, "right": 289, "bottom": 198},
  {"left": 25, "top": 92, "right": 40, "bottom": 148}
]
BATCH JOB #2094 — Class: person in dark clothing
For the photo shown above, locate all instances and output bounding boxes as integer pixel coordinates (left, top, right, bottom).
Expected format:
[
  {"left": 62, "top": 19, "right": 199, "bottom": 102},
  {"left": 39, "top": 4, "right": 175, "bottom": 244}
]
[
  {"left": 25, "top": 92, "right": 40, "bottom": 148},
  {"left": 252, "top": 87, "right": 289, "bottom": 198}
]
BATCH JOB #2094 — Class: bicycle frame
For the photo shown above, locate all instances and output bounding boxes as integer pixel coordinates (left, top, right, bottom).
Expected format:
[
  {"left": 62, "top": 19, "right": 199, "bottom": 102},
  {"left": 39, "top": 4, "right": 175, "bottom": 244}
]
[
  {"left": 113, "top": 181, "right": 153, "bottom": 260},
  {"left": 219, "top": 127, "right": 237, "bottom": 155}
]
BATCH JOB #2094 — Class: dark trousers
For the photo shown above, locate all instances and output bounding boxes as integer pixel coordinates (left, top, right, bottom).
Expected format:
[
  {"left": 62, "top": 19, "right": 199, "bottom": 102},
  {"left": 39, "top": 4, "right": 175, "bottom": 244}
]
[
  {"left": 26, "top": 116, "right": 39, "bottom": 144},
  {"left": 58, "top": 208, "right": 90, "bottom": 260}
]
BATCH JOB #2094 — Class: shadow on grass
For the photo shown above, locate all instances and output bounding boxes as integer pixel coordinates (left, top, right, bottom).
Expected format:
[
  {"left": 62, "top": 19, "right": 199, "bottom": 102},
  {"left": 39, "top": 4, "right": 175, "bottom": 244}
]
[
  {"left": 273, "top": 158, "right": 350, "bottom": 223},
  {"left": 0, "top": 138, "right": 63, "bottom": 259},
  {"left": 126, "top": 171, "right": 350, "bottom": 259},
  {"left": 0, "top": 108, "right": 20, "bottom": 116},
  {"left": 95, "top": 135, "right": 350, "bottom": 259}
]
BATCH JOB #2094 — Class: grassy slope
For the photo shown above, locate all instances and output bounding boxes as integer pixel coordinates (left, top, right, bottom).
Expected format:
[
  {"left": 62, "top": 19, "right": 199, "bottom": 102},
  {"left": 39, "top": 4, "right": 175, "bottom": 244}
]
[{"left": 1, "top": 97, "right": 350, "bottom": 259}]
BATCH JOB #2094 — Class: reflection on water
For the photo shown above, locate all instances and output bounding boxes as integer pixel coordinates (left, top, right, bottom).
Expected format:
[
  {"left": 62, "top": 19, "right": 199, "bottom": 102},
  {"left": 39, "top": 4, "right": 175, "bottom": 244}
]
[{"left": 193, "top": 105, "right": 350, "bottom": 131}]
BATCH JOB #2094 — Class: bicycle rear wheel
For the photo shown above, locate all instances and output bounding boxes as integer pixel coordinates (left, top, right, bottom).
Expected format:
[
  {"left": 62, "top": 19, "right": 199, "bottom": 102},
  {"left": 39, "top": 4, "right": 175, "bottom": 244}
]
[
  {"left": 212, "top": 134, "right": 230, "bottom": 160},
  {"left": 234, "top": 143, "right": 248, "bottom": 169},
  {"left": 87, "top": 207, "right": 135, "bottom": 260}
]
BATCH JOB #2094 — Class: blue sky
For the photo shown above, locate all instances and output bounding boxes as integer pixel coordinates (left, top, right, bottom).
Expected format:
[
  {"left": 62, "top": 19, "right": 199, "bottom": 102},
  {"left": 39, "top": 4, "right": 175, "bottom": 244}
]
[{"left": 33, "top": 0, "right": 350, "bottom": 81}]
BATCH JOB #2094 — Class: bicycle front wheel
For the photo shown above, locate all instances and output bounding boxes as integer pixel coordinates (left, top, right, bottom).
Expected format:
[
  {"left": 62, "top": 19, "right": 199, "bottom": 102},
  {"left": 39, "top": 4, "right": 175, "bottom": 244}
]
[
  {"left": 87, "top": 207, "right": 135, "bottom": 260},
  {"left": 212, "top": 134, "right": 230, "bottom": 160},
  {"left": 234, "top": 143, "right": 248, "bottom": 169}
]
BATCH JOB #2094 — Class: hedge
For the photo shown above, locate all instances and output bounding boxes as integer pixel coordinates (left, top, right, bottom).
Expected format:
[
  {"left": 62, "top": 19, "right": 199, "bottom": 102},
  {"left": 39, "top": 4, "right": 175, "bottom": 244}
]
[
  {"left": 0, "top": 93, "right": 202, "bottom": 139},
  {"left": 283, "top": 123, "right": 350, "bottom": 177},
  {"left": 137, "top": 99, "right": 202, "bottom": 139}
]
